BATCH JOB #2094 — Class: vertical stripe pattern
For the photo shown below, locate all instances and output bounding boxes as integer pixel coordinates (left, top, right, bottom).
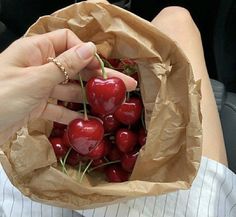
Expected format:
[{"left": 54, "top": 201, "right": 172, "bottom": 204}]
[{"left": 0, "top": 157, "right": 236, "bottom": 217}]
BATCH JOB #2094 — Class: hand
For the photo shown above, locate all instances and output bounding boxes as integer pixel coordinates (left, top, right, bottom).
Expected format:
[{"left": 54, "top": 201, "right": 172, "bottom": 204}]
[{"left": 0, "top": 29, "right": 137, "bottom": 144}]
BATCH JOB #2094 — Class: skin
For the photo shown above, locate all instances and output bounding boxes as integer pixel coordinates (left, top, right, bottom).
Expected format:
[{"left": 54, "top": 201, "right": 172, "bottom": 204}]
[
  {"left": 0, "top": 28, "right": 137, "bottom": 145},
  {"left": 152, "top": 7, "right": 228, "bottom": 166}
]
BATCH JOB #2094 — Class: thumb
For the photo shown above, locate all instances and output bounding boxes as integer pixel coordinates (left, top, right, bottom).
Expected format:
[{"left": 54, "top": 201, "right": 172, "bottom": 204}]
[{"left": 41, "top": 42, "right": 97, "bottom": 85}]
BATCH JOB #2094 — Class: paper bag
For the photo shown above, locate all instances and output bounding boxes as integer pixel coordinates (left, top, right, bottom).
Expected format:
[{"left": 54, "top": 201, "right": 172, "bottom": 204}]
[{"left": 0, "top": 1, "right": 202, "bottom": 210}]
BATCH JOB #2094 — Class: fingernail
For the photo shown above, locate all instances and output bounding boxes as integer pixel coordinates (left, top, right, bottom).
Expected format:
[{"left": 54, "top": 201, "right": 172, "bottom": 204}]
[{"left": 76, "top": 42, "right": 96, "bottom": 60}]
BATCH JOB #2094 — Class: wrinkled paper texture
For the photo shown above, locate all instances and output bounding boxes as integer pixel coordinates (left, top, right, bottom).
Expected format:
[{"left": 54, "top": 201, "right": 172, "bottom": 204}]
[{"left": 0, "top": 1, "right": 202, "bottom": 210}]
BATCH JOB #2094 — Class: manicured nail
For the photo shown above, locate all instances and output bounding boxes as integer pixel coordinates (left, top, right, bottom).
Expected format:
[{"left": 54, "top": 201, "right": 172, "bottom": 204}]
[{"left": 76, "top": 42, "right": 96, "bottom": 60}]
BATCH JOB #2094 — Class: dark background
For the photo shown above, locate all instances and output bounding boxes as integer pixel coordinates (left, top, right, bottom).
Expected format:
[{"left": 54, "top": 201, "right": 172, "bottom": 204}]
[{"left": 0, "top": 0, "right": 235, "bottom": 91}]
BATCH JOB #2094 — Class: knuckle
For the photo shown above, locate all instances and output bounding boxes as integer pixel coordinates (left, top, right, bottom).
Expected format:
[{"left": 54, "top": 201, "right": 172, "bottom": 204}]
[
  {"left": 59, "top": 54, "right": 75, "bottom": 75},
  {"left": 62, "top": 55, "right": 75, "bottom": 72}
]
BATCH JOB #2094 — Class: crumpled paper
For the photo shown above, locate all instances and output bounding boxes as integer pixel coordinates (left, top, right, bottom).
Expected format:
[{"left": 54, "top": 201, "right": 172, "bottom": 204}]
[{"left": 0, "top": 1, "right": 202, "bottom": 210}]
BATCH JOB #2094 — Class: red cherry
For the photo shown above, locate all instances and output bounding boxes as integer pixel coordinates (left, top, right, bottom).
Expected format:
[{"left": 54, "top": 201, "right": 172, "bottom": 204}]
[
  {"left": 50, "top": 127, "right": 64, "bottom": 138},
  {"left": 87, "top": 138, "right": 111, "bottom": 160},
  {"left": 49, "top": 137, "right": 68, "bottom": 159},
  {"left": 65, "top": 149, "right": 81, "bottom": 167},
  {"left": 130, "top": 72, "right": 139, "bottom": 84},
  {"left": 116, "top": 129, "right": 137, "bottom": 153},
  {"left": 105, "top": 165, "right": 130, "bottom": 182},
  {"left": 101, "top": 114, "right": 121, "bottom": 133},
  {"left": 107, "top": 58, "right": 121, "bottom": 68},
  {"left": 107, "top": 146, "right": 123, "bottom": 161},
  {"left": 53, "top": 122, "right": 66, "bottom": 130},
  {"left": 89, "top": 106, "right": 102, "bottom": 117},
  {"left": 57, "top": 100, "right": 65, "bottom": 106},
  {"left": 138, "top": 128, "right": 147, "bottom": 147},
  {"left": 121, "top": 151, "right": 138, "bottom": 172},
  {"left": 67, "top": 118, "right": 104, "bottom": 155},
  {"left": 66, "top": 102, "right": 83, "bottom": 111},
  {"left": 86, "top": 77, "right": 126, "bottom": 116},
  {"left": 118, "top": 58, "right": 136, "bottom": 69},
  {"left": 62, "top": 130, "right": 70, "bottom": 148},
  {"left": 91, "top": 158, "right": 107, "bottom": 172},
  {"left": 114, "top": 97, "right": 142, "bottom": 125}
]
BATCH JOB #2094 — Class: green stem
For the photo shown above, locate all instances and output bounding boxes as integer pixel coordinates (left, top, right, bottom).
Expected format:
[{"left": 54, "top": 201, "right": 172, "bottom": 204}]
[
  {"left": 88, "top": 160, "right": 120, "bottom": 173},
  {"left": 104, "top": 157, "right": 109, "bottom": 162},
  {"left": 59, "top": 157, "right": 68, "bottom": 175},
  {"left": 95, "top": 53, "right": 107, "bottom": 79},
  {"left": 79, "top": 159, "right": 93, "bottom": 183},
  {"left": 126, "top": 91, "right": 130, "bottom": 101},
  {"left": 101, "top": 58, "right": 114, "bottom": 69},
  {"left": 63, "top": 147, "right": 72, "bottom": 165},
  {"left": 77, "top": 161, "right": 82, "bottom": 180},
  {"left": 78, "top": 74, "right": 88, "bottom": 120}
]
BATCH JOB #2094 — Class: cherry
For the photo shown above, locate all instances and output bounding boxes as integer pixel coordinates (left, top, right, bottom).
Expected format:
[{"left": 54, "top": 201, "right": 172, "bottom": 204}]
[
  {"left": 65, "top": 149, "right": 81, "bottom": 167},
  {"left": 106, "top": 58, "right": 121, "bottom": 68},
  {"left": 138, "top": 128, "right": 147, "bottom": 147},
  {"left": 100, "top": 55, "right": 121, "bottom": 69},
  {"left": 57, "top": 100, "right": 65, "bottom": 106},
  {"left": 114, "top": 97, "right": 142, "bottom": 125},
  {"left": 130, "top": 72, "right": 139, "bottom": 84},
  {"left": 49, "top": 137, "right": 68, "bottom": 159},
  {"left": 91, "top": 158, "right": 107, "bottom": 172},
  {"left": 116, "top": 129, "right": 137, "bottom": 153},
  {"left": 67, "top": 118, "right": 104, "bottom": 155},
  {"left": 50, "top": 128, "right": 64, "bottom": 138},
  {"left": 101, "top": 114, "right": 121, "bottom": 133},
  {"left": 121, "top": 151, "right": 138, "bottom": 172},
  {"left": 66, "top": 102, "right": 83, "bottom": 111},
  {"left": 62, "top": 130, "right": 70, "bottom": 148},
  {"left": 51, "top": 122, "right": 67, "bottom": 137},
  {"left": 53, "top": 122, "right": 66, "bottom": 130},
  {"left": 107, "top": 146, "right": 123, "bottom": 161},
  {"left": 87, "top": 138, "right": 111, "bottom": 160},
  {"left": 86, "top": 77, "right": 126, "bottom": 116},
  {"left": 118, "top": 58, "right": 136, "bottom": 69},
  {"left": 105, "top": 165, "right": 130, "bottom": 182}
]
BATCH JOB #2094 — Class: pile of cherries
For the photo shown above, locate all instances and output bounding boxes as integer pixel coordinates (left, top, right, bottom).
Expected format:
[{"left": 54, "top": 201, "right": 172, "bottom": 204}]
[{"left": 49, "top": 55, "right": 147, "bottom": 182}]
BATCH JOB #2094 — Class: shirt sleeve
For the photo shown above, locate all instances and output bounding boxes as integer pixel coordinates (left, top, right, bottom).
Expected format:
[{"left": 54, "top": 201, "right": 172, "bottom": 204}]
[{"left": 1, "top": 157, "right": 236, "bottom": 217}]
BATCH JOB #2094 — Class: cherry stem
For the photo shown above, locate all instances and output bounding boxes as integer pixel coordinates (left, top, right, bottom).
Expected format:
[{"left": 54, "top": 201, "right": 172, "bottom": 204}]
[
  {"left": 126, "top": 91, "right": 130, "bottom": 101},
  {"left": 101, "top": 57, "right": 114, "bottom": 69},
  {"left": 63, "top": 147, "right": 72, "bottom": 165},
  {"left": 104, "top": 157, "right": 109, "bottom": 162},
  {"left": 104, "top": 133, "right": 112, "bottom": 137},
  {"left": 78, "top": 74, "right": 88, "bottom": 120},
  {"left": 77, "top": 161, "right": 82, "bottom": 180},
  {"left": 95, "top": 53, "right": 107, "bottom": 79},
  {"left": 88, "top": 160, "right": 120, "bottom": 173},
  {"left": 79, "top": 159, "right": 93, "bottom": 183},
  {"left": 59, "top": 157, "right": 68, "bottom": 175}
]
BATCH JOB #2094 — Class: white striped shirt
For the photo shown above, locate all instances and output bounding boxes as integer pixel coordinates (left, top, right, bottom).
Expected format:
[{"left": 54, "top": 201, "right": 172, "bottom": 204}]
[{"left": 0, "top": 157, "right": 236, "bottom": 217}]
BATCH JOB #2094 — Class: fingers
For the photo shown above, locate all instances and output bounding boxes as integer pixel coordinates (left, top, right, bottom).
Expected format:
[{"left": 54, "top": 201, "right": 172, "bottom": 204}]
[
  {"left": 40, "top": 29, "right": 100, "bottom": 69},
  {"left": 39, "top": 42, "right": 97, "bottom": 85},
  {"left": 78, "top": 67, "right": 137, "bottom": 91},
  {"left": 41, "top": 104, "right": 83, "bottom": 125},
  {"left": 51, "top": 68, "right": 137, "bottom": 103},
  {"left": 51, "top": 69, "right": 137, "bottom": 104},
  {"left": 39, "top": 28, "right": 83, "bottom": 55},
  {"left": 104, "top": 68, "right": 137, "bottom": 91},
  {"left": 51, "top": 83, "right": 83, "bottom": 103}
]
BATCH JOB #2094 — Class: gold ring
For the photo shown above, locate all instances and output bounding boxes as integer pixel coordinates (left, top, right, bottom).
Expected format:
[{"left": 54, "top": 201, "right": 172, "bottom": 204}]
[{"left": 47, "top": 57, "right": 69, "bottom": 84}]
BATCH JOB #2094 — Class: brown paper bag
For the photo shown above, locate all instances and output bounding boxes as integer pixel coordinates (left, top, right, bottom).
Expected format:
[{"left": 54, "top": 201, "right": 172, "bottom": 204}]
[{"left": 0, "top": 1, "right": 202, "bottom": 210}]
